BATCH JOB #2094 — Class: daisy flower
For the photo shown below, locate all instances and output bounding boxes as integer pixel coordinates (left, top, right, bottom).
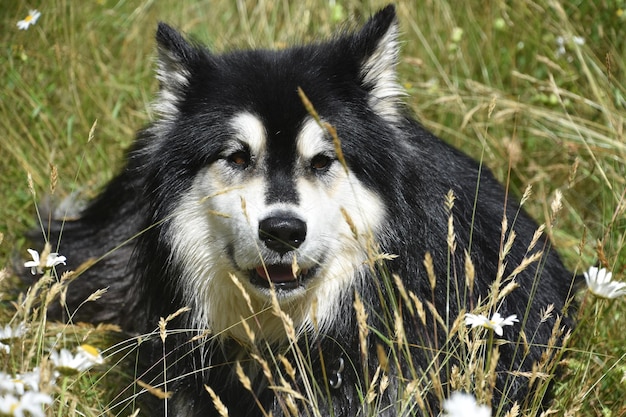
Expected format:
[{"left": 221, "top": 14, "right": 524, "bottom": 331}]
[
  {"left": 584, "top": 266, "right": 626, "bottom": 299},
  {"left": 442, "top": 391, "right": 491, "bottom": 417},
  {"left": 0, "top": 369, "right": 41, "bottom": 396},
  {"left": 76, "top": 344, "right": 104, "bottom": 366},
  {"left": 0, "top": 392, "right": 52, "bottom": 417},
  {"left": 16, "top": 10, "right": 41, "bottom": 31},
  {"left": 0, "top": 372, "right": 26, "bottom": 396},
  {"left": 0, "top": 323, "right": 27, "bottom": 342},
  {"left": 50, "top": 344, "right": 104, "bottom": 375},
  {"left": 0, "top": 323, "right": 27, "bottom": 355},
  {"left": 24, "top": 248, "right": 66, "bottom": 275},
  {"left": 464, "top": 312, "right": 519, "bottom": 336}
]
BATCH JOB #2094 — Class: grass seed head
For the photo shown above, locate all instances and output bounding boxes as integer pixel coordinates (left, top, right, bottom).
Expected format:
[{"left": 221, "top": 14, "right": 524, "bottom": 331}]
[
  {"left": 423, "top": 252, "right": 437, "bottom": 290},
  {"left": 205, "top": 385, "right": 229, "bottom": 417}
]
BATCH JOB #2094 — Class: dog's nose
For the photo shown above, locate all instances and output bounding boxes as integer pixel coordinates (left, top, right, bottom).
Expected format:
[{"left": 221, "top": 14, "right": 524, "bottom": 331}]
[{"left": 258, "top": 216, "right": 307, "bottom": 254}]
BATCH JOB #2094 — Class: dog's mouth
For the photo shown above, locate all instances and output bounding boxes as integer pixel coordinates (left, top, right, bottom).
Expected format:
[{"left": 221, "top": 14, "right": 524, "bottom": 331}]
[{"left": 250, "top": 264, "right": 314, "bottom": 291}]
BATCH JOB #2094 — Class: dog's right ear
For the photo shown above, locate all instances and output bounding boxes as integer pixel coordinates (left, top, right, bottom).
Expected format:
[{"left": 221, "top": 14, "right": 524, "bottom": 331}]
[
  {"left": 154, "top": 23, "right": 203, "bottom": 119},
  {"left": 351, "top": 5, "right": 404, "bottom": 123}
]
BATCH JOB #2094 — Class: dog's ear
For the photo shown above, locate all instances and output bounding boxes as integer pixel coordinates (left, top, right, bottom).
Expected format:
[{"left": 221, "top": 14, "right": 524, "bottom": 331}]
[
  {"left": 354, "top": 5, "right": 404, "bottom": 122},
  {"left": 154, "top": 23, "right": 203, "bottom": 119}
]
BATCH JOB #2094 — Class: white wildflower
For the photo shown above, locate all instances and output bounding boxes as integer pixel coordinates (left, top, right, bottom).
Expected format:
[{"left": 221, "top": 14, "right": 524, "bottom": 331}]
[
  {"left": 464, "top": 312, "right": 519, "bottom": 336},
  {"left": 555, "top": 34, "right": 585, "bottom": 60},
  {"left": 24, "top": 249, "right": 66, "bottom": 275},
  {"left": 76, "top": 344, "right": 104, "bottom": 366},
  {"left": 16, "top": 10, "right": 41, "bottom": 31},
  {"left": 584, "top": 266, "right": 626, "bottom": 299},
  {"left": 0, "top": 369, "right": 42, "bottom": 396},
  {"left": 0, "top": 323, "right": 27, "bottom": 342},
  {"left": 50, "top": 344, "right": 104, "bottom": 375},
  {"left": 0, "top": 392, "right": 52, "bottom": 417},
  {"left": 442, "top": 391, "right": 491, "bottom": 417}
]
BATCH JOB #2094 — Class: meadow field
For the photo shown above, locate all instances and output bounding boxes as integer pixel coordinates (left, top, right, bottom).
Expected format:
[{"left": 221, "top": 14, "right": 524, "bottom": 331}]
[{"left": 1, "top": 0, "right": 625, "bottom": 415}]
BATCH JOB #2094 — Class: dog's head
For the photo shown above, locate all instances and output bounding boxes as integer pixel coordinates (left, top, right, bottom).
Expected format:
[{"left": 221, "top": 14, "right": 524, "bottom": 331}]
[{"left": 143, "top": 6, "right": 404, "bottom": 342}]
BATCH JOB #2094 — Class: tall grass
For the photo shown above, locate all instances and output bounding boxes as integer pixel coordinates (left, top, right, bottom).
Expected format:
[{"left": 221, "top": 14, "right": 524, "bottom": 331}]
[{"left": 1, "top": 0, "right": 625, "bottom": 415}]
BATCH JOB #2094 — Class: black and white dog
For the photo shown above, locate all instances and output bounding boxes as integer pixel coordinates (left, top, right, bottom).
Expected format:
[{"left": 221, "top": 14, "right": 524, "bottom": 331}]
[{"left": 27, "top": 5, "right": 575, "bottom": 416}]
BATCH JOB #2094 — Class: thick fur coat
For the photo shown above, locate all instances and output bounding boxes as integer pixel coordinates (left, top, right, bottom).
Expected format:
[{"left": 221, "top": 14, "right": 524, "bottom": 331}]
[{"left": 25, "top": 5, "right": 575, "bottom": 416}]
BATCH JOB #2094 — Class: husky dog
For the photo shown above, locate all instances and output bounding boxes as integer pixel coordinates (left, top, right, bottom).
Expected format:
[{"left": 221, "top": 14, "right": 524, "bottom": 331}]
[{"left": 27, "top": 5, "right": 575, "bottom": 416}]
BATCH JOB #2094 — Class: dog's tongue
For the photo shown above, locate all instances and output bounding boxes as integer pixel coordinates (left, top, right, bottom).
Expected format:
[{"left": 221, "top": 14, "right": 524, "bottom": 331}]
[{"left": 255, "top": 265, "right": 296, "bottom": 283}]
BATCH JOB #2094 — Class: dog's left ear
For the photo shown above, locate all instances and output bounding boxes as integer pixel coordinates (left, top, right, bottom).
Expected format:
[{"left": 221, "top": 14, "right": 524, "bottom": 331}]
[
  {"left": 154, "top": 23, "right": 208, "bottom": 120},
  {"left": 353, "top": 5, "right": 404, "bottom": 122}
]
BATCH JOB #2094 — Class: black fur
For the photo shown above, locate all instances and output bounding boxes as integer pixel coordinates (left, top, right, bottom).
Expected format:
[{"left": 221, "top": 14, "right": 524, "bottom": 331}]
[{"left": 23, "top": 5, "right": 575, "bottom": 416}]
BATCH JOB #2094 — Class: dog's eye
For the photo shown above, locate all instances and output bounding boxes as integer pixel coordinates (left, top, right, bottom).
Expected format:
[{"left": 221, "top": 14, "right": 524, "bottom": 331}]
[
  {"left": 227, "top": 150, "right": 251, "bottom": 168},
  {"left": 310, "top": 154, "right": 332, "bottom": 171}
]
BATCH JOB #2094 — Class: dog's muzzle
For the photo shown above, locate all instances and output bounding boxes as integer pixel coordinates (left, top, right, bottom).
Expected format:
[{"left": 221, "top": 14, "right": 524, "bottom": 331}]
[{"left": 252, "top": 214, "right": 310, "bottom": 290}]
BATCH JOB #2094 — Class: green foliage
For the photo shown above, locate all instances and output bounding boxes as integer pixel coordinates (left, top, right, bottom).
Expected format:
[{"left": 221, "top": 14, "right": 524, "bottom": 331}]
[{"left": 1, "top": 0, "right": 625, "bottom": 415}]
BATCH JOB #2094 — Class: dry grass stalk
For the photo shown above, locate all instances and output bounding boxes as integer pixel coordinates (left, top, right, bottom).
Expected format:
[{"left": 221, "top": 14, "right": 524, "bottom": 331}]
[
  {"left": 158, "top": 317, "right": 167, "bottom": 344},
  {"left": 275, "top": 308, "right": 297, "bottom": 344},
  {"left": 278, "top": 355, "right": 296, "bottom": 383},
  {"left": 429, "top": 368, "right": 443, "bottom": 401},
  {"left": 425, "top": 300, "right": 446, "bottom": 330},
  {"left": 520, "top": 184, "right": 533, "bottom": 206},
  {"left": 540, "top": 304, "right": 555, "bottom": 323},
  {"left": 504, "top": 402, "right": 520, "bottom": 417},
  {"left": 464, "top": 250, "right": 475, "bottom": 295},
  {"left": 87, "top": 119, "right": 98, "bottom": 143},
  {"left": 365, "top": 366, "right": 381, "bottom": 404},
  {"left": 85, "top": 288, "right": 108, "bottom": 303},
  {"left": 394, "top": 309, "right": 406, "bottom": 347},
  {"left": 484, "top": 347, "right": 500, "bottom": 406},
  {"left": 502, "top": 230, "right": 517, "bottom": 261},
  {"left": 354, "top": 291, "right": 369, "bottom": 362},
  {"left": 550, "top": 190, "right": 563, "bottom": 222},
  {"left": 393, "top": 273, "right": 414, "bottom": 316},
  {"left": 340, "top": 207, "right": 358, "bottom": 240},
  {"left": 251, "top": 353, "right": 274, "bottom": 384},
  {"left": 164, "top": 306, "right": 191, "bottom": 323},
  {"left": 376, "top": 343, "right": 389, "bottom": 374},
  {"left": 423, "top": 252, "right": 437, "bottom": 291},
  {"left": 402, "top": 379, "right": 426, "bottom": 411},
  {"left": 282, "top": 388, "right": 299, "bottom": 416},
  {"left": 507, "top": 251, "right": 544, "bottom": 282},
  {"left": 137, "top": 380, "right": 171, "bottom": 399},
  {"left": 450, "top": 365, "right": 462, "bottom": 391},
  {"left": 205, "top": 385, "right": 230, "bottom": 417},
  {"left": 235, "top": 361, "right": 253, "bottom": 392},
  {"left": 379, "top": 372, "right": 389, "bottom": 396},
  {"left": 49, "top": 163, "right": 58, "bottom": 195},
  {"left": 27, "top": 172, "right": 36, "bottom": 198},
  {"left": 497, "top": 280, "right": 520, "bottom": 301},
  {"left": 240, "top": 195, "right": 249, "bottom": 223},
  {"left": 240, "top": 315, "right": 256, "bottom": 344},
  {"left": 409, "top": 291, "right": 427, "bottom": 326},
  {"left": 229, "top": 273, "right": 255, "bottom": 316},
  {"left": 447, "top": 214, "right": 457, "bottom": 254}
]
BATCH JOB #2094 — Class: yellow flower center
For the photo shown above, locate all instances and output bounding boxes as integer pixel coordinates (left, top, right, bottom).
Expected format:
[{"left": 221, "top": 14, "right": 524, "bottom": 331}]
[
  {"left": 24, "top": 15, "right": 34, "bottom": 22},
  {"left": 80, "top": 344, "right": 100, "bottom": 357}
]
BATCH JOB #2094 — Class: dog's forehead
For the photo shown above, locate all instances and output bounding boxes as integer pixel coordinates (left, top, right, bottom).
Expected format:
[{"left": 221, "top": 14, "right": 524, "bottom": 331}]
[
  {"left": 217, "top": 47, "right": 338, "bottom": 110},
  {"left": 229, "top": 111, "right": 331, "bottom": 158}
]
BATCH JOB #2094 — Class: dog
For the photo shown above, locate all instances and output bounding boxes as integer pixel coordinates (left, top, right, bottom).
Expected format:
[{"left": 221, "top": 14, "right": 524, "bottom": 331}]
[{"left": 25, "top": 5, "right": 576, "bottom": 416}]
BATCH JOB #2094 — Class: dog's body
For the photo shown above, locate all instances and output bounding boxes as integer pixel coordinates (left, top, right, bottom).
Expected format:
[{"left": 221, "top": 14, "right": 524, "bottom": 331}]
[{"left": 27, "top": 6, "right": 575, "bottom": 416}]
